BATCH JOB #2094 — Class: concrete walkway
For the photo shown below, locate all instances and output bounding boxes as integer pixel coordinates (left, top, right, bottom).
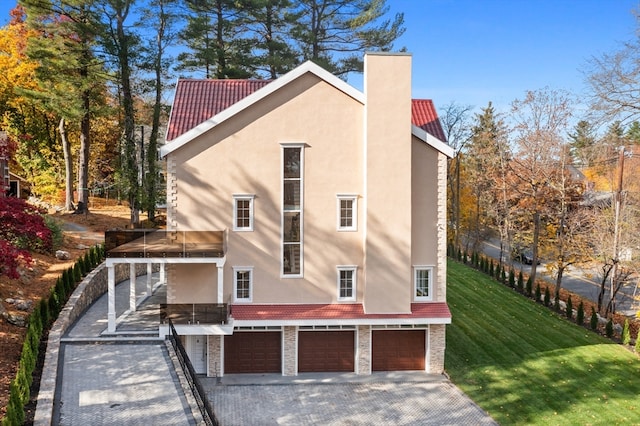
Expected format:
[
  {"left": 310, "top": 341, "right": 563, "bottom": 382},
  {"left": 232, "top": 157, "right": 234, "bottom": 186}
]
[{"left": 53, "top": 273, "right": 200, "bottom": 425}]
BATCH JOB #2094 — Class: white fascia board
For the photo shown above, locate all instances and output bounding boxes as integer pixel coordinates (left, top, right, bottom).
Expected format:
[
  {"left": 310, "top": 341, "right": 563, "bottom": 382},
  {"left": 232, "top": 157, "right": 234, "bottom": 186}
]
[
  {"left": 160, "top": 61, "right": 365, "bottom": 158},
  {"left": 411, "top": 125, "right": 454, "bottom": 158},
  {"left": 159, "top": 322, "right": 235, "bottom": 337},
  {"left": 105, "top": 257, "right": 225, "bottom": 267},
  {"left": 232, "top": 317, "right": 451, "bottom": 327}
]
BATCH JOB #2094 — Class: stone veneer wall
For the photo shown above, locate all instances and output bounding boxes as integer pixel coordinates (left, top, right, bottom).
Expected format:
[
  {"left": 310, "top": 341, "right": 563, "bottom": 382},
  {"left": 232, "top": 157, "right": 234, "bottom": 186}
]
[
  {"left": 166, "top": 155, "right": 178, "bottom": 231},
  {"left": 436, "top": 152, "right": 448, "bottom": 300},
  {"left": 429, "top": 324, "right": 446, "bottom": 374},
  {"left": 283, "top": 326, "right": 297, "bottom": 376},
  {"left": 208, "top": 335, "right": 222, "bottom": 377},
  {"left": 356, "top": 325, "right": 371, "bottom": 375},
  {"left": 34, "top": 262, "right": 158, "bottom": 425}
]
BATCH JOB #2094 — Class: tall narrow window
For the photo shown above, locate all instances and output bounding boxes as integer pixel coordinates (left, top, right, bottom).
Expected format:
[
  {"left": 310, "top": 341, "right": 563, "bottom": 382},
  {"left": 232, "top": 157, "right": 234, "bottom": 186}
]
[
  {"left": 414, "top": 266, "right": 433, "bottom": 301},
  {"left": 233, "top": 194, "right": 255, "bottom": 231},
  {"left": 282, "top": 145, "right": 303, "bottom": 276},
  {"left": 233, "top": 267, "right": 253, "bottom": 302},
  {"left": 337, "top": 266, "right": 357, "bottom": 301},
  {"left": 337, "top": 194, "right": 357, "bottom": 231}
]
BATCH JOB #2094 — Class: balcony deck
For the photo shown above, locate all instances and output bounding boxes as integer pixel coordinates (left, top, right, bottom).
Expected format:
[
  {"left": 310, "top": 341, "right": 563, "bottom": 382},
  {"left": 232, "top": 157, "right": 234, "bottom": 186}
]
[{"left": 105, "top": 230, "right": 224, "bottom": 258}]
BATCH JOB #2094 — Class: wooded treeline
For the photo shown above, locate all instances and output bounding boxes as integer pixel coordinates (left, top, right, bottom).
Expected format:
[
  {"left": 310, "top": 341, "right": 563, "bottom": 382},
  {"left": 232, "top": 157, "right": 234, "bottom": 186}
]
[
  {"left": 0, "top": 0, "right": 404, "bottom": 223},
  {"left": 444, "top": 86, "right": 640, "bottom": 316}
]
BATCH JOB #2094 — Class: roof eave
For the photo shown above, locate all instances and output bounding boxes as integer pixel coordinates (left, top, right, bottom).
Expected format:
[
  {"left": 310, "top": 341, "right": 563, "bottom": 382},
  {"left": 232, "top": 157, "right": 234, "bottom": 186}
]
[{"left": 411, "top": 125, "right": 454, "bottom": 158}]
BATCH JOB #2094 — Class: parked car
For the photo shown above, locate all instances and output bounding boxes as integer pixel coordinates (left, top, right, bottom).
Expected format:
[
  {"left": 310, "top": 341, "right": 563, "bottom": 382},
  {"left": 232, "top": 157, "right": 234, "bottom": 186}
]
[{"left": 511, "top": 247, "right": 540, "bottom": 265}]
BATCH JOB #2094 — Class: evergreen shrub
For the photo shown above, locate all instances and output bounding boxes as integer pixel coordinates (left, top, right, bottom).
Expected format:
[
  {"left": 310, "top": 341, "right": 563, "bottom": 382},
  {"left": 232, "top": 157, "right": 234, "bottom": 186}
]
[
  {"left": 605, "top": 319, "right": 614, "bottom": 338},
  {"left": 73, "top": 263, "right": 81, "bottom": 283},
  {"left": 544, "top": 287, "right": 551, "bottom": 307},
  {"left": 565, "top": 296, "right": 572, "bottom": 319},
  {"left": 622, "top": 319, "right": 630, "bottom": 345},
  {"left": 517, "top": 270, "right": 524, "bottom": 292},
  {"left": 39, "top": 298, "right": 50, "bottom": 328},
  {"left": 590, "top": 308, "right": 598, "bottom": 330},
  {"left": 576, "top": 301, "right": 584, "bottom": 325},
  {"left": 535, "top": 284, "right": 541, "bottom": 303}
]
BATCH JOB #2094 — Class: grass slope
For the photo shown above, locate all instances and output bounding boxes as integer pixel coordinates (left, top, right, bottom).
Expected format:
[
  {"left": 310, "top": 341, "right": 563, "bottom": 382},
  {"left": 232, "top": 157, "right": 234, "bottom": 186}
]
[{"left": 446, "top": 260, "right": 640, "bottom": 425}]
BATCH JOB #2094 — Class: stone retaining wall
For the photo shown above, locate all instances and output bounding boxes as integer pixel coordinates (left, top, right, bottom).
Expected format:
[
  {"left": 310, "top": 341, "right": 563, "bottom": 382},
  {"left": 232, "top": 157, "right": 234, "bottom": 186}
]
[{"left": 33, "top": 262, "right": 156, "bottom": 425}]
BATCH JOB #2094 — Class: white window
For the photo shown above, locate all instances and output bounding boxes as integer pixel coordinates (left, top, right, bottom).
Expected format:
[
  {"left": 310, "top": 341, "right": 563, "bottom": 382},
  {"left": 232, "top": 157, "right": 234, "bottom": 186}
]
[
  {"left": 233, "top": 267, "right": 253, "bottom": 302},
  {"left": 233, "top": 194, "right": 255, "bottom": 231},
  {"left": 337, "top": 266, "right": 357, "bottom": 301},
  {"left": 414, "top": 266, "right": 433, "bottom": 301},
  {"left": 282, "top": 144, "right": 304, "bottom": 277},
  {"left": 337, "top": 194, "right": 357, "bottom": 231}
]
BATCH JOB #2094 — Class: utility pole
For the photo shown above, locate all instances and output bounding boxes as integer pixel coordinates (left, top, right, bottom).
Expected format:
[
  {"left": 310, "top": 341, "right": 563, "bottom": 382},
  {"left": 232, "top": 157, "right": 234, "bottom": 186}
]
[{"left": 610, "top": 146, "right": 625, "bottom": 313}]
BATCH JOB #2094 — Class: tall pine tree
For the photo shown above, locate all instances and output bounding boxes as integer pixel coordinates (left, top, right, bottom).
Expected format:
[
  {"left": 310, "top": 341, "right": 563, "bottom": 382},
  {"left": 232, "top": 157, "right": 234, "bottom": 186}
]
[
  {"left": 20, "top": 0, "right": 105, "bottom": 214},
  {"left": 178, "top": 0, "right": 254, "bottom": 78},
  {"left": 290, "top": 0, "right": 405, "bottom": 76}
]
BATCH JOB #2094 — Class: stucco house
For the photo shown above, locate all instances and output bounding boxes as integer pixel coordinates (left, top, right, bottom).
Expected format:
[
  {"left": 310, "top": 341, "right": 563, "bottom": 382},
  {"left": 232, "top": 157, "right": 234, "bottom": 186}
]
[{"left": 105, "top": 52, "right": 453, "bottom": 377}]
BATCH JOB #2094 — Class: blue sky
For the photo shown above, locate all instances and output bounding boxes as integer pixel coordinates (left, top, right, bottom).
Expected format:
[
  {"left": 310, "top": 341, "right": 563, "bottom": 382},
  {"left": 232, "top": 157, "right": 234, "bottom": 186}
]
[{"left": 1, "top": 0, "right": 638, "bottom": 115}]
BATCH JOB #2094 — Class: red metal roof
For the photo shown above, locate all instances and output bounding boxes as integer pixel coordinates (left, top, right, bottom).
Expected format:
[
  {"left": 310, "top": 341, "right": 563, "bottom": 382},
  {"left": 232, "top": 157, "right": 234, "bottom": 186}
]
[
  {"left": 166, "top": 79, "right": 271, "bottom": 141},
  {"left": 411, "top": 99, "right": 446, "bottom": 142},
  {"left": 231, "top": 302, "right": 451, "bottom": 321},
  {"left": 166, "top": 79, "right": 447, "bottom": 143}
]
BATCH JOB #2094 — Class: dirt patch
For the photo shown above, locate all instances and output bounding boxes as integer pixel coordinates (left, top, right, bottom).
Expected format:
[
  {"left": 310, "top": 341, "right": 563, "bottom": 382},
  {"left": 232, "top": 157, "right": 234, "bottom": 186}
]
[{"left": 0, "top": 201, "right": 137, "bottom": 420}]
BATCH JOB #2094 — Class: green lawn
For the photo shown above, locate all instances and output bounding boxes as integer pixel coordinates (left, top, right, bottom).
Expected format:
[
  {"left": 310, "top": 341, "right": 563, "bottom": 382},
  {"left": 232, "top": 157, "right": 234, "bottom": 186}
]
[{"left": 446, "top": 259, "right": 640, "bottom": 425}]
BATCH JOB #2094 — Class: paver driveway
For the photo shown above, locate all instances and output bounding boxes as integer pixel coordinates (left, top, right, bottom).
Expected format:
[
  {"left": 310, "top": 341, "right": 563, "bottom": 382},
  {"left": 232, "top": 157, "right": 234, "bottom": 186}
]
[{"left": 203, "top": 374, "right": 497, "bottom": 425}]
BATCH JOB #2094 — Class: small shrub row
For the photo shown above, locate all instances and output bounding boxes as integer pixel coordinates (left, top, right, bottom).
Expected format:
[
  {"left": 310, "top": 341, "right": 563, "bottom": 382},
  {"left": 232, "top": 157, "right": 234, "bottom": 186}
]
[
  {"left": 447, "top": 243, "right": 639, "bottom": 350},
  {"left": 1, "top": 244, "right": 105, "bottom": 426}
]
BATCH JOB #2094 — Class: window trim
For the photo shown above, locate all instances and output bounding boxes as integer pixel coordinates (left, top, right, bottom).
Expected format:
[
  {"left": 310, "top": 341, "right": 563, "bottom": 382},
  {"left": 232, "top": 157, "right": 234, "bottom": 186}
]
[
  {"left": 337, "top": 265, "right": 357, "bottom": 302},
  {"left": 233, "top": 266, "right": 254, "bottom": 302},
  {"left": 281, "top": 143, "right": 305, "bottom": 278},
  {"left": 336, "top": 194, "right": 358, "bottom": 231},
  {"left": 233, "top": 194, "right": 255, "bottom": 231},
  {"left": 413, "top": 266, "right": 434, "bottom": 301}
]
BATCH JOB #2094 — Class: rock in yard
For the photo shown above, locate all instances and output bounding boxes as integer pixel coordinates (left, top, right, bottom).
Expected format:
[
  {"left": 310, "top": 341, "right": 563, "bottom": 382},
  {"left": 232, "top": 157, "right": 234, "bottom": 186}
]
[
  {"left": 15, "top": 299, "right": 33, "bottom": 311},
  {"left": 7, "top": 313, "right": 27, "bottom": 327},
  {"left": 56, "top": 250, "right": 70, "bottom": 260}
]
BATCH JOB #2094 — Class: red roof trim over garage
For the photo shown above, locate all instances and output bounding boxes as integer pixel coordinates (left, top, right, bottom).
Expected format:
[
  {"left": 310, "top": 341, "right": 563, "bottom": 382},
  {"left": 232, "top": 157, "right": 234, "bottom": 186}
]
[{"left": 231, "top": 302, "right": 451, "bottom": 321}]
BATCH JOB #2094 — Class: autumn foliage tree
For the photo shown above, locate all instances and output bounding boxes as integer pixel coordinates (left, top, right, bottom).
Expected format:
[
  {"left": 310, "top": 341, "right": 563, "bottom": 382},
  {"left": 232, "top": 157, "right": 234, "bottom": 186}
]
[
  {"left": 0, "top": 197, "right": 53, "bottom": 279},
  {"left": 509, "top": 88, "right": 574, "bottom": 287}
]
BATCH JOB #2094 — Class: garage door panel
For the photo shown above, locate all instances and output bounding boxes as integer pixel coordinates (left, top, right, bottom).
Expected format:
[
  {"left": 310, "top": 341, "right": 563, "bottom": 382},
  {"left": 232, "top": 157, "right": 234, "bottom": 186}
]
[
  {"left": 372, "top": 330, "right": 425, "bottom": 371},
  {"left": 299, "top": 331, "right": 354, "bottom": 372},
  {"left": 225, "top": 332, "right": 281, "bottom": 373}
]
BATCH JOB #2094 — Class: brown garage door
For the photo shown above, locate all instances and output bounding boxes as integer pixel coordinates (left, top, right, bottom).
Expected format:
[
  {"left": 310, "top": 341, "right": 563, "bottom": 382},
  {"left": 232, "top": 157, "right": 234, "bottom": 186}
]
[
  {"left": 372, "top": 330, "right": 425, "bottom": 371},
  {"left": 298, "top": 331, "right": 354, "bottom": 372},
  {"left": 224, "top": 332, "right": 281, "bottom": 373}
]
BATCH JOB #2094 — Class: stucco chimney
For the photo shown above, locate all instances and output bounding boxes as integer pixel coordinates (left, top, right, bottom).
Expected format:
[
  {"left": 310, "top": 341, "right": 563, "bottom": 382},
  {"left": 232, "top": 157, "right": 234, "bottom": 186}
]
[{"left": 363, "top": 52, "right": 413, "bottom": 314}]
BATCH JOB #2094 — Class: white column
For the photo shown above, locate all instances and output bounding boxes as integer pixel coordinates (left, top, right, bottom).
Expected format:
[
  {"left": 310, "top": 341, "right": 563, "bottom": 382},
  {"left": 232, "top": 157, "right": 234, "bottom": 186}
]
[
  {"left": 107, "top": 265, "right": 116, "bottom": 333},
  {"left": 130, "top": 263, "right": 136, "bottom": 312},
  {"left": 217, "top": 263, "right": 224, "bottom": 304},
  {"left": 160, "top": 263, "right": 166, "bottom": 284},
  {"left": 147, "top": 263, "right": 153, "bottom": 296}
]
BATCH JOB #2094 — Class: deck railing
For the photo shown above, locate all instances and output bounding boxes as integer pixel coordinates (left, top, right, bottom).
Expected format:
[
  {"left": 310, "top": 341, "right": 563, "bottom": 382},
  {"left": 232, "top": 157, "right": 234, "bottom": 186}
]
[
  {"left": 160, "top": 303, "right": 229, "bottom": 325},
  {"left": 167, "top": 320, "right": 219, "bottom": 426}
]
